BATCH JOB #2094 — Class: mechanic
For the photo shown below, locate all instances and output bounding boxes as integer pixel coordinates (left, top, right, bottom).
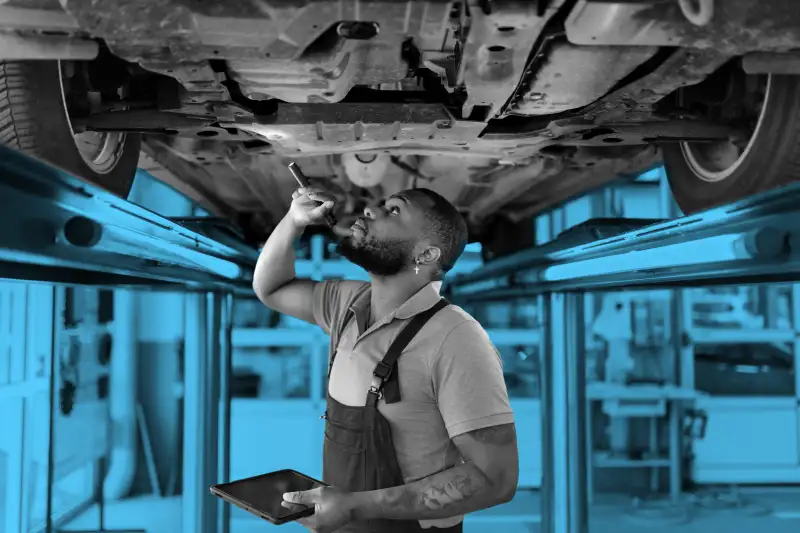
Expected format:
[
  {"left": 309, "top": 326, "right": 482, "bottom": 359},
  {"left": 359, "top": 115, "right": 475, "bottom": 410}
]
[{"left": 253, "top": 185, "right": 519, "bottom": 533}]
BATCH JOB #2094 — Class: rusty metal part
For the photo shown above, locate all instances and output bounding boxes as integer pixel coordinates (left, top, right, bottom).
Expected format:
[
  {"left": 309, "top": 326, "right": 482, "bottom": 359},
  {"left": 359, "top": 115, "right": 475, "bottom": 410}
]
[
  {"left": 458, "top": 0, "right": 563, "bottom": 120},
  {"left": 565, "top": 0, "right": 800, "bottom": 53},
  {"left": 742, "top": 52, "right": 800, "bottom": 75},
  {"left": 0, "top": 32, "right": 99, "bottom": 60},
  {"left": 509, "top": 42, "right": 659, "bottom": 115}
]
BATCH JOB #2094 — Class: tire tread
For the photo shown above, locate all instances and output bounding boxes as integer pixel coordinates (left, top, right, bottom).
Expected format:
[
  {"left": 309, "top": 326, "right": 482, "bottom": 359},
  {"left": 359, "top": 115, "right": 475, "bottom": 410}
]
[{"left": 0, "top": 62, "right": 39, "bottom": 152}]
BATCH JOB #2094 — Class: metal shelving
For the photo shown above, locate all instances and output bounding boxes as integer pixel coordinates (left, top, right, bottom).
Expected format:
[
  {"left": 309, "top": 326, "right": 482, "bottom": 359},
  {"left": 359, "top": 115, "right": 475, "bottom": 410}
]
[{"left": 680, "top": 284, "right": 800, "bottom": 484}]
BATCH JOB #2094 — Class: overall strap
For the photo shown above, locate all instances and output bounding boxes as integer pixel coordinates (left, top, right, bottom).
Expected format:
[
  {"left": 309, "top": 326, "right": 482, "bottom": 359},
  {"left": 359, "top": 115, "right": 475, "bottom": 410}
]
[{"left": 369, "top": 298, "right": 450, "bottom": 405}]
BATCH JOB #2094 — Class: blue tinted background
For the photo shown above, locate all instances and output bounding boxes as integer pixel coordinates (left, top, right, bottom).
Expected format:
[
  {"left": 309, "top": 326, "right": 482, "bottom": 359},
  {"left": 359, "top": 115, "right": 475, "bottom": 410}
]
[{"left": 2, "top": 166, "right": 800, "bottom": 533}]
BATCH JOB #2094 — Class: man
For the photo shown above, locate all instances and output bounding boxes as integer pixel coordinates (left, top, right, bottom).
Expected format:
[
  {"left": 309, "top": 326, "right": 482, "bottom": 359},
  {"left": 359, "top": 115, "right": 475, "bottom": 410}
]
[{"left": 253, "top": 185, "right": 518, "bottom": 533}]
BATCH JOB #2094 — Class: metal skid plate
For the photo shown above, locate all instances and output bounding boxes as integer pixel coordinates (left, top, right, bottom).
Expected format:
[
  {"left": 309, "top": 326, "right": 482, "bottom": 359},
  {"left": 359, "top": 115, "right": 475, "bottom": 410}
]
[
  {"left": 0, "top": 144, "right": 255, "bottom": 290},
  {"left": 444, "top": 180, "right": 800, "bottom": 300},
  {"left": 234, "top": 103, "right": 498, "bottom": 158}
]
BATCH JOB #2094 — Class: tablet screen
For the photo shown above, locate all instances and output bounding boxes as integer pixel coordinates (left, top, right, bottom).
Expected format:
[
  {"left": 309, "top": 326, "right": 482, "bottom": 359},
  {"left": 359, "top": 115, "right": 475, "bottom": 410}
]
[{"left": 215, "top": 470, "right": 324, "bottom": 521}]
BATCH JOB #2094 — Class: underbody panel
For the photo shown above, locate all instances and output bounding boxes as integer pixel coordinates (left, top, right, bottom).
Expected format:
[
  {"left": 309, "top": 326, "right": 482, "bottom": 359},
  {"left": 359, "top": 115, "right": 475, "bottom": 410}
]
[{"left": 2, "top": 0, "right": 800, "bottom": 244}]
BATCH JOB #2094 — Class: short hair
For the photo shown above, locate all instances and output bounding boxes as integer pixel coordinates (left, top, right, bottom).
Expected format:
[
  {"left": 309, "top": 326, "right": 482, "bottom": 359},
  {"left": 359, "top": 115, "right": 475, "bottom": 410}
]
[{"left": 408, "top": 188, "right": 468, "bottom": 279}]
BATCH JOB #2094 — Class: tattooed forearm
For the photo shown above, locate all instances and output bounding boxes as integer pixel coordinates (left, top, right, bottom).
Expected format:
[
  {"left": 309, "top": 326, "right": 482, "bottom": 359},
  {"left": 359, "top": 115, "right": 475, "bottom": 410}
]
[
  {"left": 419, "top": 466, "right": 486, "bottom": 510},
  {"left": 353, "top": 463, "right": 496, "bottom": 521},
  {"left": 352, "top": 423, "right": 519, "bottom": 521}
]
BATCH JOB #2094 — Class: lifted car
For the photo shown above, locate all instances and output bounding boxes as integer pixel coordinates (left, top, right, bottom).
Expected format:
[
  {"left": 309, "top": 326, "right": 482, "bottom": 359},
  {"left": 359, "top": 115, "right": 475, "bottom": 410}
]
[{"left": 2, "top": 0, "right": 800, "bottom": 258}]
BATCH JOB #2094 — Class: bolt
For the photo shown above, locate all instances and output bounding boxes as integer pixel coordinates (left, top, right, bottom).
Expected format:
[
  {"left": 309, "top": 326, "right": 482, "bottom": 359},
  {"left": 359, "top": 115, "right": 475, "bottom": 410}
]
[{"left": 527, "top": 92, "right": 545, "bottom": 101}]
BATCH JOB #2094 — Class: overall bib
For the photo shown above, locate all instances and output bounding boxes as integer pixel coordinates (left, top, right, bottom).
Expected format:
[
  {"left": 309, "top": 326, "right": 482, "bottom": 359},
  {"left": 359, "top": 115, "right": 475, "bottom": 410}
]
[{"left": 321, "top": 297, "right": 463, "bottom": 533}]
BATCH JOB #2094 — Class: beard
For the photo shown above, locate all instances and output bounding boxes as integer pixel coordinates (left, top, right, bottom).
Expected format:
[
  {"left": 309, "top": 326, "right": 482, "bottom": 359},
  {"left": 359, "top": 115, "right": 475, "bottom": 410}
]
[{"left": 335, "top": 233, "right": 414, "bottom": 276}]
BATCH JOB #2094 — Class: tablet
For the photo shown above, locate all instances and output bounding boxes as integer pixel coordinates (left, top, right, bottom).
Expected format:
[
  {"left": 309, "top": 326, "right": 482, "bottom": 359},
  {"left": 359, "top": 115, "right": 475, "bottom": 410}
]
[{"left": 210, "top": 469, "right": 326, "bottom": 525}]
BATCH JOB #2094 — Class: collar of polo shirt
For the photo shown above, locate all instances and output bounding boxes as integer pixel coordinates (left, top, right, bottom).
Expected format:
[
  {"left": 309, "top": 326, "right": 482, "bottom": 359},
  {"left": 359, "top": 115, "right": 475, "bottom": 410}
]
[{"left": 347, "top": 281, "right": 443, "bottom": 325}]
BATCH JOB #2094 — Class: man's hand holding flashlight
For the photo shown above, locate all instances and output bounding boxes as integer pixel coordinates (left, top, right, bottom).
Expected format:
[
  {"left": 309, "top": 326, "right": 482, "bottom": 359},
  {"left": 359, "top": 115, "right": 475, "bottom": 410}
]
[{"left": 289, "top": 187, "right": 336, "bottom": 229}]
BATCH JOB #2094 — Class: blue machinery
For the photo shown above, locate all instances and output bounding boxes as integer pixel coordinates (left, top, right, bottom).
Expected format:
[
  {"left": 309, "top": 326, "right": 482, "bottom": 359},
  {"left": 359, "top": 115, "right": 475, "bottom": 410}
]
[
  {"left": 3, "top": 142, "right": 800, "bottom": 533},
  {"left": 0, "top": 144, "right": 251, "bottom": 533},
  {"left": 443, "top": 185, "right": 800, "bottom": 533}
]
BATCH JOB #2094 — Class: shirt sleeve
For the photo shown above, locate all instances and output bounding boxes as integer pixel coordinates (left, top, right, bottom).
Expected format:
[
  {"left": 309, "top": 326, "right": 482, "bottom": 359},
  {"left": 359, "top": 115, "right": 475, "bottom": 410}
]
[
  {"left": 312, "top": 280, "right": 370, "bottom": 335},
  {"left": 432, "top": 320, "right": 515, "bottom": 438}
]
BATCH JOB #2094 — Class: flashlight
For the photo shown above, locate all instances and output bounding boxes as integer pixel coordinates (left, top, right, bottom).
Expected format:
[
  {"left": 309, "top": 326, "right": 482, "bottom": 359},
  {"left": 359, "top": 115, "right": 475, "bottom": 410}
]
[{"left": 288, "top": 162, "right": 337, "bottom": 227}]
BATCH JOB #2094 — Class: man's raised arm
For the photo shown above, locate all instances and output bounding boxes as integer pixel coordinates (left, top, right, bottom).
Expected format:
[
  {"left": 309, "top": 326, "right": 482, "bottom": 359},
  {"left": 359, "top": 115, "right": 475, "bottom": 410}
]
[{"left": 252, "top": 187, "right": 334, "bottom": 324}]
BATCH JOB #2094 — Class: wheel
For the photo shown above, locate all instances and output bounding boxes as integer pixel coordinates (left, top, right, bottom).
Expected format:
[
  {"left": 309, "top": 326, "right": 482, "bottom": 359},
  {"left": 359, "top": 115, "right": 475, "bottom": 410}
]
[
  {"left": 0, "top": 60, "right": 140, "bottom": 198},
  {"left": 663, "top": 68, "right": 800, "bottom": 214}
]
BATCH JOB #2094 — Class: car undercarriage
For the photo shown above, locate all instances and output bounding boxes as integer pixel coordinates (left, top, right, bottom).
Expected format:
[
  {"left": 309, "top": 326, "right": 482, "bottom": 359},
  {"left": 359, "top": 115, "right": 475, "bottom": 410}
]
[{"left": 2, "top": 0, "right": 800, "bottom": 257}]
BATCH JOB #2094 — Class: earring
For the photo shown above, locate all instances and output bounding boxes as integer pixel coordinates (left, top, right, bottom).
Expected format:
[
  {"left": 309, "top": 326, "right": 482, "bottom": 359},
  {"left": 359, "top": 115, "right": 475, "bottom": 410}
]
[{"left": 414, "top": 258, "right": 420, "bottom": 275}]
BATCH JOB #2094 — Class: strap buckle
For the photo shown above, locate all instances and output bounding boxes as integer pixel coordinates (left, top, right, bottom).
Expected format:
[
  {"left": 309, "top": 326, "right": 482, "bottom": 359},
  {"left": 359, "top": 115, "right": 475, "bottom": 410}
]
[
  {"left": 373, "top": 361, "right": 393, "bottom": 381},
  {"left": 369, "top": 384, "right": 383, "bottom": 400}
]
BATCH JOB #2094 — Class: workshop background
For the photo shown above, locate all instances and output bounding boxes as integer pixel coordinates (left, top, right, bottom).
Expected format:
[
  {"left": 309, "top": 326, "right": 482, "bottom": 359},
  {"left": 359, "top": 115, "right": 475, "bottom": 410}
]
[{"left": 2, "top": 166, "right": 800, "bottom": 533}]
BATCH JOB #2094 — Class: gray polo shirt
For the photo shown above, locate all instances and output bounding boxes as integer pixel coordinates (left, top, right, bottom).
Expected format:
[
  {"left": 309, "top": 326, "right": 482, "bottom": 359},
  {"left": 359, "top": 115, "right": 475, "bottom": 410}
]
[{"left": 313, "top": 280, "right": 514, "bottom": 529}]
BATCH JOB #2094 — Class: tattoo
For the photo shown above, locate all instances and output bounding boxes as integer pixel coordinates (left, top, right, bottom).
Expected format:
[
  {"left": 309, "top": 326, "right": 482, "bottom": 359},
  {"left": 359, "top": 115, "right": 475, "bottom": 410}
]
[
  {"left": 467, "top": 423, "right": 516, "bottom": 446},
  {"left": 361, "top": 425, "right": 518, "bottom": 521},
  {"left": 420, "top": 471, "right": 482, "bottom": 511},
  {"left": 373, "top": 463, "right": 492, "bottom": 519}
]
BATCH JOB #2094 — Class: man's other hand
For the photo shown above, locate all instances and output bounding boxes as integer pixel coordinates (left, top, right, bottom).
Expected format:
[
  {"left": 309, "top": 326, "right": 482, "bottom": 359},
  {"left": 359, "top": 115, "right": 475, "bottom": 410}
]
[{"left": 282, "top": 485, "right": 356, "bottom": 533}]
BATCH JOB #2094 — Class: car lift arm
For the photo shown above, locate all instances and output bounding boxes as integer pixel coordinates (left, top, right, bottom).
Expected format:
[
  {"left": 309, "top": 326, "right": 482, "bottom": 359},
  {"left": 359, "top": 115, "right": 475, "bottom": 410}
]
[
  {"left": 0, "top": 144, "right": 256, "bottom": 291},
  {"left": 0, "top": 144, "right": 257, "bottom": 533},
  {"left": 445, "top": 183, "right": 800, "bottom": 301}
]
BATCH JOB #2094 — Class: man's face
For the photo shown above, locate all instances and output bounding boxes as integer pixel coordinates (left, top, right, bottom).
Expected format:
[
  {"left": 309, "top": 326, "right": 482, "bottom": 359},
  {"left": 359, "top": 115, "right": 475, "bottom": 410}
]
[{"left": 335, "top": 190, "right": 435, "bottom": 276}]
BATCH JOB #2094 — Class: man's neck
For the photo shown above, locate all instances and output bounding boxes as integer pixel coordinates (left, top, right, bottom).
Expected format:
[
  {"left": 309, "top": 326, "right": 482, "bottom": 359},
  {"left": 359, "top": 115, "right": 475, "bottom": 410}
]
[{"left": 368, "top": 274, "right": 432, "bottom": 324}]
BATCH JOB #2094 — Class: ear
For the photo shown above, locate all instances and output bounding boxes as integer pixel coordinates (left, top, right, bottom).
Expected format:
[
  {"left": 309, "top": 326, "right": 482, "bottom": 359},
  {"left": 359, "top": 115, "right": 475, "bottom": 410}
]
[{"left": 418, "top": 246, "right": 441, "bottom": 266}]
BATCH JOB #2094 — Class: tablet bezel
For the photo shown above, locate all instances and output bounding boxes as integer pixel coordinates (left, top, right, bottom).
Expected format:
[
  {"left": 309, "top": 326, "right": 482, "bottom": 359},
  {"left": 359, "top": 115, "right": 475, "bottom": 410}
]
[{"left": 210, "top": 469, "right": 326, "bottom": 525}]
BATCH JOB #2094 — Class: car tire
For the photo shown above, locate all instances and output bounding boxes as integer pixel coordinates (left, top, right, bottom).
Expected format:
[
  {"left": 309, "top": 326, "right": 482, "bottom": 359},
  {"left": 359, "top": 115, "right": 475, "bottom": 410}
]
[
  {"left": 0, "top": 60, "right": 140, "bottom": 198},
  {"left": 663, "top": 74, "right": 800, "bottom": 214}
]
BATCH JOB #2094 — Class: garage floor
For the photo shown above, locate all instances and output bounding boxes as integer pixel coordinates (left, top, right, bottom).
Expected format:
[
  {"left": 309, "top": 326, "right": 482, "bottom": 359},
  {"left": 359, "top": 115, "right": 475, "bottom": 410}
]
[{"left": 59, "top": 488, "right": 800, "bottom": 533}]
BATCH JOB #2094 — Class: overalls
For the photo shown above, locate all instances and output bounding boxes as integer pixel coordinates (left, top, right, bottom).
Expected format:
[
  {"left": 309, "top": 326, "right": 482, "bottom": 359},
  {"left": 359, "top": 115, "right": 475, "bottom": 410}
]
[{"left": 321, "top": 297, "right": 463, "bottom": 533}]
